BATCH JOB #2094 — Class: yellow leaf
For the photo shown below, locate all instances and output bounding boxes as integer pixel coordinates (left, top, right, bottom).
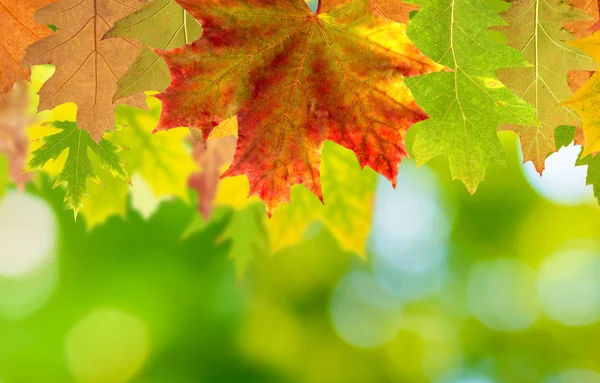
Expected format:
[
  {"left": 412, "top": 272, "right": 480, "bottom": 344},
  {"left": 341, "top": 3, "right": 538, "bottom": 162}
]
[
  {"left": 215, "top": 142, "right": 376, "bottom": 257},
  {"left": 114, "top": 96, "right": 197, "bottom": 201},
  {"left": 80, "top": 162, "right": 130, "bottom": 227}
]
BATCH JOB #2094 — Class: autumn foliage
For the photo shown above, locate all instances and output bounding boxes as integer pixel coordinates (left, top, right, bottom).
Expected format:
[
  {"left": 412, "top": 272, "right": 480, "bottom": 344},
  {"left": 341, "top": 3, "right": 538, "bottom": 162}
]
[{"left": 1, "top": 0, "right": 600, "bottom": 232}]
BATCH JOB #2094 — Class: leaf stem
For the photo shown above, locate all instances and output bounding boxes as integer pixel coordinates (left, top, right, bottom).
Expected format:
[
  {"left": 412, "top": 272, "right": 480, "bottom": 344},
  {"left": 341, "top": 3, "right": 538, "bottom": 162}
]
[{"left": 316, "top": 0, "right": 322, "bottom": 14}]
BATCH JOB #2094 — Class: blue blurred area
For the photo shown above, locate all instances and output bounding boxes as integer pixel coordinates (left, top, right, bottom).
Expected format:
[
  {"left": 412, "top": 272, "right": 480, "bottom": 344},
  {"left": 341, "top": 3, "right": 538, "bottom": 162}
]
[{"left": 306, "top": 0, "right": 319, "bottom": 13}]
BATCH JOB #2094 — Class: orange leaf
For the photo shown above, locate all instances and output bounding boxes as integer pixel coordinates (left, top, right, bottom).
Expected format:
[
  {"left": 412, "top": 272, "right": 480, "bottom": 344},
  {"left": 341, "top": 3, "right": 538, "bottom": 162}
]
[
  {"left": 566, "top": 0, "right": 600, "bottom": 93},
  {"left": 155, "top": 0, "right": 444, "bottom": 214},
  {"left": 0, "top": 0, "right": 54, "bottom": 101}
]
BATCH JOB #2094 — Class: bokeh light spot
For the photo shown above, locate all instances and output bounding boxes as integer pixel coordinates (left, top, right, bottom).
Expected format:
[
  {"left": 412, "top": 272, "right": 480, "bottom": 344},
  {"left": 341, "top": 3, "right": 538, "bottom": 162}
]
[
  {"left": 330, "top": 271, "right": 402, "bottom": 348},
  {"left": 306, "top": 0, "right": 319, "bottom": 13},
  {"left": 545, "top": 368, "right": 600, "bottom": 383},
  {"left": 65, "top": 308, "right": 150, "bottom": 383},
  {"left": 0, "top": 192, "right": 57, "bottom": 277},
  {"left": 370, "top": 163, "right": 450, "bottom": 301},
  {"left": 467, "top": 259, "right": 539, "bottom": 331},
  {"left": 523, "top": 144, "right": 593, "bottom": 205},
  {"left": 437, "top": 370, "right": 496, "bottom": 383},
  {"left": 538, "top": 249, "right": 600, "bottom": 326}
]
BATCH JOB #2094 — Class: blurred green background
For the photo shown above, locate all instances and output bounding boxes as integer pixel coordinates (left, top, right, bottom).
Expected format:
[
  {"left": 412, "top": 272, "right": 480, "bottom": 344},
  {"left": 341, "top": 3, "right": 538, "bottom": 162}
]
[
  {"left": 2, "top": 3, "right": 600, "bottom": 379},
  {"left": 2, "top": 127, "right": 600, "bottom": 383}
]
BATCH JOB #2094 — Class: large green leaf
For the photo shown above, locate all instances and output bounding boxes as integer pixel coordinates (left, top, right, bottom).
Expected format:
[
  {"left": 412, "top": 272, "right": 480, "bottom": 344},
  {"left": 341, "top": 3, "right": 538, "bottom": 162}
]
[{"left": 405, "top": 0, "right": 539, "bottom": 192}]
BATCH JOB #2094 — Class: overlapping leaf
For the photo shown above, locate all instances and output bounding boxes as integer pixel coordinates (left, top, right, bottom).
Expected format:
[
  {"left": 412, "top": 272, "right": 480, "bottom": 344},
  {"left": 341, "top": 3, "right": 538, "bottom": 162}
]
[
  {"left": 26, "top": 121, "right": 129, "bottom": 215},
  {"left": 0, "top": 0, "right": 54, "bottom": 100},
  {"left": 105, "top": 0, "right": 202, "bottom": 100},
  {"left": 155, "top": 0, "right": 445, "bottom": 213},
  {"left": 80, "top": 96, "right": 197, "bottom": 226},
  {"left": 184, "top": 141, "right": 376, "bottom": 279},
  {"left": 403, "top": 0, "right": 538, "bottom": 192},
  {"left": 27, "top": 62, "right": 197, "bottom": 226},
  {"left": 266, "top": 142, "right": 377, "bottom": 255},
  {"left": 565, "top": 0, "right": 599, "bottom": 91},
  {"left": 495, "top": 0, "right": 596, "bottom": 171},
  {"left": 566, "top": 0, "right": 599, "bottom": 38},
  {"left": 22, "top": 0, "right": 147, "bottom": 141},
  {"left": 211, "top": 142, "right": 377, "bottom": 258}
]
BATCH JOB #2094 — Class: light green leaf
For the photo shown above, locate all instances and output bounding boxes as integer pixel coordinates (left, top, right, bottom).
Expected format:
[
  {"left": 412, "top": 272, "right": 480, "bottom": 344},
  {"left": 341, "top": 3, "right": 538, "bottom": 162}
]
[
  {"left": 226, "top": 203, "right": 269, "bottom": 282},
  {"left": 105, "top": 0, "right": 202, "bottom": 101},
  {"left": 26, "top": 121, "right": 129, "bottom": 216},
  {"left": 554, "top": 125, "right": 577, "bottom": 150},
  {"left": 406, "top": 0, "right": 539, "bottom": 193}
]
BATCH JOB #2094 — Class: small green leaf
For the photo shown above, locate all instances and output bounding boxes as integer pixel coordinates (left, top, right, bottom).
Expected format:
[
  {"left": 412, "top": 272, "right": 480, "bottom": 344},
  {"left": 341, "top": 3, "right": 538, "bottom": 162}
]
[
  {"left": 406, "top": 0, "right": 539, "bottom": 193},
  {"left": 554, "top": 125, "right": 577, "bottom": 150},
  {"left": 26, "top": 121, "right": 129, "bottom": 217}
]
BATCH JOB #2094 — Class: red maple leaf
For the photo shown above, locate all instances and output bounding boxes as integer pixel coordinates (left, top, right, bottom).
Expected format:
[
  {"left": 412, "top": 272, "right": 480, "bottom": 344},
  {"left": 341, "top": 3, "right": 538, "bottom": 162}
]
[{"left": 155, "top": 0, "right": 444, "bottom": 214}]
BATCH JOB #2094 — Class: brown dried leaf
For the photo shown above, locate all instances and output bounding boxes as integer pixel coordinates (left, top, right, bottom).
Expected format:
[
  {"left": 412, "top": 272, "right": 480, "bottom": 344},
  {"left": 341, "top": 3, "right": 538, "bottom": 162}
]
[
  {"left": 0, "top": 0, "right": 54, "bottom": 101},
  {"left": 22, "top": 0, "right": 146, "bottom": 141}
]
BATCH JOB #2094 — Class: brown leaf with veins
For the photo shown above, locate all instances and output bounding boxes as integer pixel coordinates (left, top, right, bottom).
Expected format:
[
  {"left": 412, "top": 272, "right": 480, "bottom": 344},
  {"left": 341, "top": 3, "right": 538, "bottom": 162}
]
[
  {"left": 0, "top": 0, "right": 54, "bottom": 101},
  {"left": 189, "top": 134, "right": 237, "bottom": 219},
  {"left": 0, "top": 82, "right": 35, "bottom": 188},
  {"left": 567, "top": 0, "right": 599, "bottom": 92},
  {"left": 22, "top": 0, "right": 146, "bottom": 141}
]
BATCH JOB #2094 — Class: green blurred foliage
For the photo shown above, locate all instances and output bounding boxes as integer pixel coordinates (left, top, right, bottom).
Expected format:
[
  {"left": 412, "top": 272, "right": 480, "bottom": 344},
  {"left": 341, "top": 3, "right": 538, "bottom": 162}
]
[{"left": 2, "top": 132, "right": 600, "bottom": 383}]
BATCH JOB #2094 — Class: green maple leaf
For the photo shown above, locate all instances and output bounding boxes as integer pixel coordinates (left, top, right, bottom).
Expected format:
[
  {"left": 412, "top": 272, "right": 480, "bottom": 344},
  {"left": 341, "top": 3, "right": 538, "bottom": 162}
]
[
  {"left": 26, "top": 121, "right": 130, "bottom": 216},
  {"left": 183, "top": 204, "right": 269, "bottom": 282},
  {"left": 554, "top": 125, "right": 578, "bottom": 150},
  {"left": 226, "top": 204, "right": 269, "bottom": 282},
  {"left": 405, "top": 0, "right": 539, "bottom": 193},
  {"left": 495, "top": 0, "right": 596, "bottom": 171},
  {"left": 104, "top": 0, "right": 202, "bottom": 101}
]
